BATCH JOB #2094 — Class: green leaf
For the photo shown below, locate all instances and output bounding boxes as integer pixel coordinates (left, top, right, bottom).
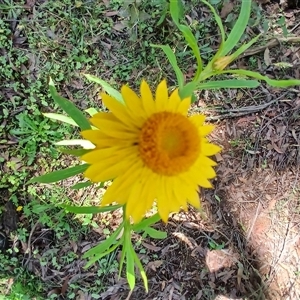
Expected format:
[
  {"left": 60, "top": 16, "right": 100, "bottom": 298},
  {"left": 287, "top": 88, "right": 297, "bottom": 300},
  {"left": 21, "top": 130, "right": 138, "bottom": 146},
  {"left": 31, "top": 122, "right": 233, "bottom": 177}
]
[
  {"left": 83, "top": 222, "right": 124, "bottom": 260},
  {"left": 151, "top": 44, "right": 184, "bottom": 88},
  {"left": 179, "top": 24, "right": 203, "bottom": 80},
  {"left": 85, "top": 240, "right": 121, "bottom": 268},
  {"left": 71, "top": 181, "right": 94, "bottom": 190},
  {"left": 219, "top": 0, "right": 252, "bottom": 57},
  {"left": 169, "top": 0, "right": 202, "bottom": 79},
  {"left": 58, "top": 148, "right": 91, "bottom": 156},
  {"left": 169, "top": 0, "right": 183, "bottom": 25},
  {"left": 118, "top": 245, "right": 127, "bottom": 278},
  {"left": 144, "top": 227, "right": 167, "bottom": 239},
  {"left": 61, "top": 204, "right": 122, "bottom": 214},
  {"left": 43, "top": 113, "right": 78, "bottom": 127},
  {"left": 85, "top": 107, "right": 99, "bottom": 116},
  {"left": 55, "top": 139, "right": 95, "bottom": 149},
  {"left": 201, "top": 0, "right": 225, "bottom": 43},
  {"left": 132, "top": 248, "right": 149, "bottom": 292},
  {"left": 84, "top": 74, "right": 123, "bottom": 103},
  {"left": 179, "top": 81, "right": 198, "bottom": 99},
  {"left": 198, "top": 79, "right": 260, "bottom": 90},
  {"left": 49, "top": 78, "right": 91, "bottom": 130},
  {"left": 126, "top": 245, "right": 136, "bottom": 291},
  {"left": 221, "top": 69, "right": 300, "bottom": 87},
  {"left": 229, "top": 34, "right": 261, "bottom": 61},
  {"left": 132, "top": 213, "right": 161, "bottom": 231},
  {"left": 28, "top": 164, "right": 89, "bottom": 184}
]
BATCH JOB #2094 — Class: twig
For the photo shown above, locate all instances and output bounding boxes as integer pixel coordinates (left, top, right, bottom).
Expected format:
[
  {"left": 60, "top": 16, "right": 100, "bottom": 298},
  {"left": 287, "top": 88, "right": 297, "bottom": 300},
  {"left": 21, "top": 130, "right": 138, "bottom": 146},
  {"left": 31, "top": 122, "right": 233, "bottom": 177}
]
[
  {"left": 194, "top": 91, "right": 289, "bottom": 121},
  {"left": 243, "top": 36, "right": 300, "bottom": 58},
  {"left": 22, "top": 221, "right": 40, "bottom": 268},
  {"left": 125, "top": 289, "right": 133, "bottom": 300}
]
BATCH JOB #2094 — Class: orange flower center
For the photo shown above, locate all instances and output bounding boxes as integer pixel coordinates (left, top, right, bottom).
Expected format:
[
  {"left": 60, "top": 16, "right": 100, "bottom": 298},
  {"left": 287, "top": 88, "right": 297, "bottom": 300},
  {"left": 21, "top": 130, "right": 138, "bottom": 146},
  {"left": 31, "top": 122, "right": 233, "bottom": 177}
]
[{"left": 138, "top": 112, "right": 200, "bottom": 176}]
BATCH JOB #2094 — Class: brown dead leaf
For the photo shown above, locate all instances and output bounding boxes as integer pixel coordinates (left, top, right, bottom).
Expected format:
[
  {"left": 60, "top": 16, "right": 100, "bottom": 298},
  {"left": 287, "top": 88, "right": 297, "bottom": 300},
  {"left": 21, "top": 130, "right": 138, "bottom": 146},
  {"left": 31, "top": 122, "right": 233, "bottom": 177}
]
[
  {"left": 141, "top": 241, "right": 161, "bottom": 252},
  {"left": 237, "top": 262, "right": 244, "bottom": 288},
  {"left": 205, "top": 249, "right": 237, "bottom": 272},
  {"left": 24, "top": 0, "right": 36, "bottom": 9},
  {"left": 105, "top": 11, "right": 119, "bottom": 17},
  {"left": 147, "top": 260, "right": 163, "bottom": 272},
  {"left": 113, "top": 23, "right": 125, "bottom": 32},
  {"left": 220, "top": 2, "right": 234, "bottom": 19},
  {"left": 271, "top": 139, "right": 285, "bottom": 154},
  {"left": 215, "top": 152, "right": 224, "bottom": 162},
  {"left": 264, "top": 47, "right": 271, "bottom": 66}
]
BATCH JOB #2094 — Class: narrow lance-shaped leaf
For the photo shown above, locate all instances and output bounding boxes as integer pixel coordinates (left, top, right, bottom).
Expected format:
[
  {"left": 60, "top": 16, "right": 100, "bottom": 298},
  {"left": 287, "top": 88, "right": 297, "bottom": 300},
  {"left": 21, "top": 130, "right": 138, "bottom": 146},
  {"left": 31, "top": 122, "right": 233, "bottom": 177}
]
[
  {"left": 58, "top": 148, "right": 91, "bottom": 156},
  {"left": 179, "top": 24, "right": 203, "bottom": 80},
  {"left": 219, "top": 0, "right": 252, "bottom": 57},
  {"left": 83, "top": 222, "right": 124, "bottom": 259},
  {"left": 169, "top": 0, "right": 183, "bottom": 25},
  {"left": 61, "top": 204, "right": 122, "bottom": 214},
  {"left": 179, "top": 81, "right": 198, "bottom": 99},
  {"left": 55, "top": 139, "right": 95, "bottom": 149},
  {"left": 198, "top": 79, "right": 260, "bottom": 90},
  {"left": 71, "top": 181, "right": 94, "bottom": 190},
  {"left": 28, "top": 164, "right": 89, "bottom": 184},
  {"left": 43, "top": 113, "right": 78, "bottom": 127},
  {"left": 132, "top": 248, "right": 149, "bottom": 292},
  {"left": 220, "top": 69, "right": 300, "bottom": 87},
  {"left": 126, "top": 245, "right": 136, "bottom": 291},
  {"left": 84, "top": 74, "right": 123, "bottom": 103},
  {"left": 49, "top": 78, "right": 91, "bottom": 130},
  {"left": 85, "top": 241, "right": 122, "bottom": 268},
  {"left": 144, "top": 227, "right": 167, "bottom": 239},
  {"left": 85, "top": 107, "right": 98, "bottom": 116},
  {"left": 201, "top": 0, "right": 225, "bottom": 43},
  {"left": 132, "top": 213, "right": 161, "bottom": 231},
  {"left": 169, "top": 0, "right": 203, "bottom": 79},
  {"left": 151, "top": 44, "right": 185, "bottom": 88}
]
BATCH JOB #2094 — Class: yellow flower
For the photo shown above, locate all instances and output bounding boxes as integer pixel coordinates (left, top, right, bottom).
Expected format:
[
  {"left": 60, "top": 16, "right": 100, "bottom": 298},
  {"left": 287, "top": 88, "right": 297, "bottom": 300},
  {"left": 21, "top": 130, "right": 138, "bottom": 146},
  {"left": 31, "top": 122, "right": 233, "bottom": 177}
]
[{"left": 81, "top": 80, "right": 221, "bottom": 223}]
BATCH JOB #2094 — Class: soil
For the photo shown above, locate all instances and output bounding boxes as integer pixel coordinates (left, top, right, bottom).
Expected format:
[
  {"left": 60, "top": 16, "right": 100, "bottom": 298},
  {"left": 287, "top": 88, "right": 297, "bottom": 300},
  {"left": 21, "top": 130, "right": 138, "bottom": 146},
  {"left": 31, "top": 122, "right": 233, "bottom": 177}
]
[{"left": 1, "top": 0, "right": 300, "bottom": 299}]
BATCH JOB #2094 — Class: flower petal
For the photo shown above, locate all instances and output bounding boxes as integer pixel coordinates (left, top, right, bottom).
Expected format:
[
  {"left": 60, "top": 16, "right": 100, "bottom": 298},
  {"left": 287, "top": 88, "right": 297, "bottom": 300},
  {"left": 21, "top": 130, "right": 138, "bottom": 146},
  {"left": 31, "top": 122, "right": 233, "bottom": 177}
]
[
  {"left": 190, "top": 114, "right": 206, "bottom": 127},
  {"left": 201, "top": 143, "right": 222, "bottom": 156},
  {"left": 121, "top": 85, "right": 146, "bottom": 124},
  {"left": 90, "top": 118, "right": 138, "bottom": 139},
  {"left": 178, "top": 97, "right": 191, "bottom": 115},
  {"left": 101, "top": 160, "right": 144, "bottom": 205},
  {"left": 84, "top": 154, "right": 138, "bottom": 182},
  {"left": 155, "top": 80, "right": 168, "bottom": 112},
  {"left": 101, "top": 93, "right": 137, "bottom": 127},
  {"left": 167, "top": 88, "right": 181, "bottom": 112},
  {"left": 140, "top": 80, "right": 155, "bottom": 117},
  {"left": 200, "top": 125, "right": 215, "bottom": 136}
]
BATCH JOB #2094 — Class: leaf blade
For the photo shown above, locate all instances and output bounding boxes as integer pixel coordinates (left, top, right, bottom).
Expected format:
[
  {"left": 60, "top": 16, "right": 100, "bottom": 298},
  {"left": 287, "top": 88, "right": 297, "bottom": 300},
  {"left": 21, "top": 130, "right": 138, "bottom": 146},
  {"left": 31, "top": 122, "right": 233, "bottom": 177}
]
[
  {"left": 198, "top": 79, "right": 260, "bottom": 89},
  {"left": 84, "top": 74, "right": 123, "bottom": 103},
  {"left": 49, "top": 78, "right": 91, "bottom": 130},
  {"left": 28, "top": 164, "right": 89, "bottom": 184},
  {"left": 219, "top": 0, "right": 252, "bottom": 56}
]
